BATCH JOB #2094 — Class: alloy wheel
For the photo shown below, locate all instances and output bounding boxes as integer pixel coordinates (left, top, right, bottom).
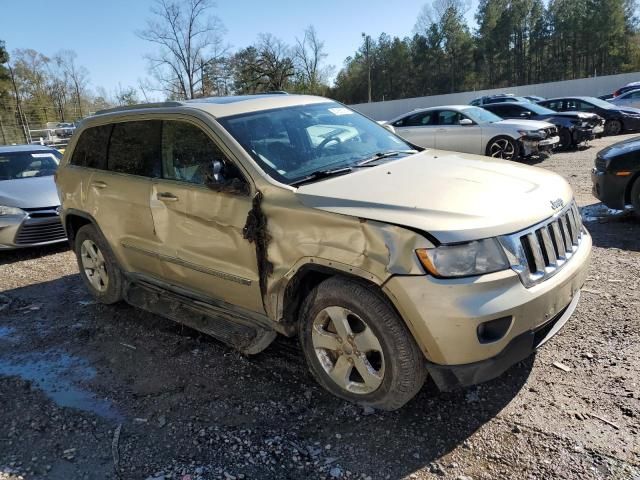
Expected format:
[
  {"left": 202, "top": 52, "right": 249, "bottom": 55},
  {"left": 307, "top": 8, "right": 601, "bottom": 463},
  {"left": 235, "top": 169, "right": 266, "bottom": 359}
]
[
  {"left": 311, "top": 306, "right": 385, "bottom": 395},
  {"left": 80, "top": 239, "right": 109, "bottom": 292},
  {"left": 488, "top": 138, "right": 516, "bottom": 159}
]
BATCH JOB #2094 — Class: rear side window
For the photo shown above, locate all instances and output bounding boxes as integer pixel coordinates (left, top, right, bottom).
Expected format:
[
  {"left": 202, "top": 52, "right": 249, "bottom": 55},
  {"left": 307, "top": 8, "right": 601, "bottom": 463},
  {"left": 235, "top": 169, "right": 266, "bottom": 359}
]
[
  {"left": 108, "top": 121, "right": 162, "bottom": 177},
  {"left": 70, "top": 125, "right": 111, "bottom": 169},
  {"left": 395, "top": 111, "right": 434, "bottom": 127}
]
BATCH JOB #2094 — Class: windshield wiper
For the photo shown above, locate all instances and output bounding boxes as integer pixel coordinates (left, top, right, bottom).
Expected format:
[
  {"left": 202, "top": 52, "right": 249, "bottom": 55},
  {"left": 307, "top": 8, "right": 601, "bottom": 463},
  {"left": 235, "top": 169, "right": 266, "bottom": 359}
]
[
  {"left": 290, "top": 166, "right": 354, "bottom": 187},
  {"left": 355, "top": 149, "right": 417, "bottom": 166}
]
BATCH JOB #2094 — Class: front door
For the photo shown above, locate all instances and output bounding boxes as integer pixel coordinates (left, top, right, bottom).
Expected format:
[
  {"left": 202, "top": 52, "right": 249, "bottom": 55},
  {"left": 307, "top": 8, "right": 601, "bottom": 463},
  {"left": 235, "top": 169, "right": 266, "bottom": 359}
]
[
  {"left": 434, "top": 110, "right": 483, "bottom": 154},
  {"left": 150, "top": 118, "right": 264, "bottom": 314}
]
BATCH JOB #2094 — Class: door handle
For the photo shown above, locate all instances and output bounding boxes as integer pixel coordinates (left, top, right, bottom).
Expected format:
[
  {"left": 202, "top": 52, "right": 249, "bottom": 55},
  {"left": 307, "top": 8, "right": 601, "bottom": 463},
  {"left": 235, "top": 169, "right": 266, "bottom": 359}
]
[
  {"left": 91, "top": 180, "right": 107, "bottom": 189},
  {"left": 157, "top": 192, "right": 179, "bottom": 202}
]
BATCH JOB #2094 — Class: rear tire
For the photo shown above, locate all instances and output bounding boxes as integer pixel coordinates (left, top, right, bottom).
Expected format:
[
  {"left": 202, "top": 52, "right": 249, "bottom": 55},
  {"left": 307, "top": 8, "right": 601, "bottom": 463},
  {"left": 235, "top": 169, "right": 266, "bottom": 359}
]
[
  {"left": 486, "top": 136, "right": 520, "bottom": 160},
  {"left": 604, "top": 119, "right": 623, "bottom": 136},
  {"left": 74, "top": 224, "right": 124, "bottom": 304},
  {"left": 299, "top": 277, "right": 427, "bottom": 411}
]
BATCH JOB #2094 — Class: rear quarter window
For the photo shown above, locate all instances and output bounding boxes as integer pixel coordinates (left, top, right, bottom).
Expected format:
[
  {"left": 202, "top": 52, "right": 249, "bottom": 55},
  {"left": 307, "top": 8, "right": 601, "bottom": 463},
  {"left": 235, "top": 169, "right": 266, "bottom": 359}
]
[{"left": 70, "top": 125, "right": 112, "bottom": 169}]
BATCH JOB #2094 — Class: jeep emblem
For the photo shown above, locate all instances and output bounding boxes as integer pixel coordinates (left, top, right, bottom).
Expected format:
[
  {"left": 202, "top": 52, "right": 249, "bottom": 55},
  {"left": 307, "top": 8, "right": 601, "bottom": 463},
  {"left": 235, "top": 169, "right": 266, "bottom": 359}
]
[{"left": 550, "top": 198, "right": 564, "bottom": 210}]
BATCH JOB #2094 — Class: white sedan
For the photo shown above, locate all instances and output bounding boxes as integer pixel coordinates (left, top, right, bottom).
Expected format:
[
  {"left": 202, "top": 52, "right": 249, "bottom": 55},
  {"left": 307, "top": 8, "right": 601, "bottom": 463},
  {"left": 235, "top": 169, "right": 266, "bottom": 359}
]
[{"left": 385, "top": 105, "right": 559, "bottom": 160}]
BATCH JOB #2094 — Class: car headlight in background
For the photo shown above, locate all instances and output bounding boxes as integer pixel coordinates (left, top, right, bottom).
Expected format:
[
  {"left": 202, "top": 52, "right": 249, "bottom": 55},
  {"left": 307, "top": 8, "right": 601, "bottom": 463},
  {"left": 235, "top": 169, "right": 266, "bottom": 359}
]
[
  {"left": 416, "top": 238, "right": 510, "bottom": 278},
  {"left": 0, "top": 206, "right": 27, "bottom": 217}
]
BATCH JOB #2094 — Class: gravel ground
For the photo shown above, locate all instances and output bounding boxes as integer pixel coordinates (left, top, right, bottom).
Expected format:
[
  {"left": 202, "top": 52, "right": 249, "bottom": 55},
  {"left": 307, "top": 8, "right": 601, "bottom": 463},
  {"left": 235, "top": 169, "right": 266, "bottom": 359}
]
[{"left": 1, "top": 134, "right": 639, "bottom": 480}]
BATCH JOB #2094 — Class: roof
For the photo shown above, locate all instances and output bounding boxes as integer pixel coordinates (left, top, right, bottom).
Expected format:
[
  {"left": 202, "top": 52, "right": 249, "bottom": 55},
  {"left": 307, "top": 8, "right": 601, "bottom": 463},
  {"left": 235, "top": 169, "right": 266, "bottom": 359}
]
[
  {"left": 0, "top": 144, "right": 59, "bottom": 153},
  {"left": 542, "top": 96, "right": 596, "bottom": 101},
  {"left": 94, "top": 94, "right": 331, "bottom": 119}
]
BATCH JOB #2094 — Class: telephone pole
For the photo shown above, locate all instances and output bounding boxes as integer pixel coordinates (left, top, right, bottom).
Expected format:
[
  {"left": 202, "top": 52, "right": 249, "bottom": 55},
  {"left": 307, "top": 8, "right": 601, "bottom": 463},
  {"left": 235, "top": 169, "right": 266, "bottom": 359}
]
[{"left": 362, "top": 32, "right": 371, "bottom": 103}]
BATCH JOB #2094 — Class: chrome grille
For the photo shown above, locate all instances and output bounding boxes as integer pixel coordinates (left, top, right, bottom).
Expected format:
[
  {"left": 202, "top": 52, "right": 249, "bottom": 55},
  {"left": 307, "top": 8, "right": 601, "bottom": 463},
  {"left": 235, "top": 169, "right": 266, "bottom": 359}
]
[
  {"left": 499, "top": 202, "right": 585, "bottom": 288},
  {"left": 15, "top": 218, "right": 67, "bottom": 245}
]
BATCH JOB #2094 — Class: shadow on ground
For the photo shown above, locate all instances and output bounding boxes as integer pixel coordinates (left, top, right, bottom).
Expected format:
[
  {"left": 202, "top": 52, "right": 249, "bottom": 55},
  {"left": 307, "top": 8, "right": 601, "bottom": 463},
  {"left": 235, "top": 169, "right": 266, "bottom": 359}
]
[
  {"left": 0, "top": 242, "right": 69, "bottom": 266},
  {"left": 580, "top": 202, "right": 640, "bottom": 252},
  {"left": 0, "top": 274, "right": 534, "bottom": 479}
]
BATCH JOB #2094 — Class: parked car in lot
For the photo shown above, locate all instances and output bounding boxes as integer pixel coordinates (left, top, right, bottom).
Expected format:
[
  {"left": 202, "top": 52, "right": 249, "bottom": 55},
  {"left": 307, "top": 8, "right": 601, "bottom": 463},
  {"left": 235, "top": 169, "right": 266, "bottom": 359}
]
[
  {"left": 592, "top": 136, "right": 640, "bottom": 215},
  {"left": 469, "top": 93, "right": 532, "bottom": 106},
  {"left": 386, "top": 105, "right": 559, "bottom": 160},
  {"left": 524, "top": 95, "right": 545, "bottom": 103},
  {"left": 54, "top": 122, "right": 76, "bottom": 138},
  {"left": 538, "top": 96, "right": 640, "bottom": 136},
  {"left": 56, "top": 95, "right": 592, "bottom": 410},
  {"left": 0, "top": 145, "right": 66, "bottom": 249},
  {"left": 608, "top": 89, "right": 640, "bottom": 109},
  {"left": 482, "top": 101, "right": 604, "bottom": 148},
  {"left": 613, "top": 81, "right": 640, "bottom": 97}
]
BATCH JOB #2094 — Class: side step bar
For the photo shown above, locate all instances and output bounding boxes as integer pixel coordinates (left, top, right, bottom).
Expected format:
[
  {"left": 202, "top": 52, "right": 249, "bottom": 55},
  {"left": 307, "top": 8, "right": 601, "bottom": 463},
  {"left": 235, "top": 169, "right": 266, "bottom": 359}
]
[{"left": 124, "top": 280, "right": 276, "bottom": 355}]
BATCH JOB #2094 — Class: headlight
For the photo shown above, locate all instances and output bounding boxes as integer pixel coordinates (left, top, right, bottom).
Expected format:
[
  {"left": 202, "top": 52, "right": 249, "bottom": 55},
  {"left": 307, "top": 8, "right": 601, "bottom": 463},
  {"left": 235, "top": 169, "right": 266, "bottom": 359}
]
[
  {"left": 416, "top": 238, "right": 509, "bottom": 278},
  {"left": 518, "top": 129, "right": 546, "bottom": 139},
  {"left": 0, "top": 206, "right": 27, "bottom": 217}
]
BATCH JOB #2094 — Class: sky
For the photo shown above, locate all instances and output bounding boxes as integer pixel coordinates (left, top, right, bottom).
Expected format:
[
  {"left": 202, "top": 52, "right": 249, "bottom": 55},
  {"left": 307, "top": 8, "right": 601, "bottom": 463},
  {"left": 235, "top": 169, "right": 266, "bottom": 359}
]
[{"left": 1, "top": 0, "right": 478, "bottom": 98}]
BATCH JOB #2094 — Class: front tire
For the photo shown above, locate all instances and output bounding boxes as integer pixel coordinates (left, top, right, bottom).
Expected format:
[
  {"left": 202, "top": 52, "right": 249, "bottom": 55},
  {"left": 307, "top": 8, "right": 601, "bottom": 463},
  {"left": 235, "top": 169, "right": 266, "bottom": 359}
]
[
  {"left": 559, "top": 128, "right": 573, "bottom": 148},
  {"left": 604, "top": 119, "right": 623, "bottom": 136},
  {"left": 299, "top": 277, "right": 427, "bottom": 411},
  {"left": 631, "top": 178, "right": 640, "bottom": 218},
  {"left": 486, "top": 136, "right": 520, "bottom": 160},
  {"left": 74, "top": 224, "right": 124, "bottom": 304}
]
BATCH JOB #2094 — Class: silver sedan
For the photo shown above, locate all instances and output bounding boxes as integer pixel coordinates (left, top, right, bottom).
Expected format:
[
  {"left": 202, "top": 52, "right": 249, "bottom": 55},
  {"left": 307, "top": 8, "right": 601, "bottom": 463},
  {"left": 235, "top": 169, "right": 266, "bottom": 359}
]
[
  {"left": 0, "top": 145, "right": 67, "bottom": 249},
  {"left": 386, "top": 105, "right": 559, "bottom": 160}
]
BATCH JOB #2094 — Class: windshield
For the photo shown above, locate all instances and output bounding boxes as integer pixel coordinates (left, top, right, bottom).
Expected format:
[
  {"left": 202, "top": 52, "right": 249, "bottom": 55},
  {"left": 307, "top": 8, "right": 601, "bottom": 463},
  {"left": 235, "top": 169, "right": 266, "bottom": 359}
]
[
  {"left": 217, "top": 102, "right": 413, "bottom": 184},
  {"left": 0, "top": 150, "right": 61, "bottom": 181},
  {"left": 526, "top": 103, "right": 557, "bottom": 115},
  {"left": 462, "top": 107, "right": 503, "bottom": 124}
]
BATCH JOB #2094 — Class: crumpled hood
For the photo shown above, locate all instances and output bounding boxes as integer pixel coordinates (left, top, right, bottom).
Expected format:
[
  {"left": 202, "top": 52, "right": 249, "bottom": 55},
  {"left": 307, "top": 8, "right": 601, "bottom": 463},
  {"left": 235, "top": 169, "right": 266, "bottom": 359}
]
[
  {"left": 496, "top": 118, "right": 556, "bottom": 130},
  {"left": 551, "top": 111, "right": 601, "bottom": 120},
  {"left": 0, "top": 176, "right": 61, "bottom": 209},
  {"left": 296, "top": 150, "right": 573, "bottom": 243}
]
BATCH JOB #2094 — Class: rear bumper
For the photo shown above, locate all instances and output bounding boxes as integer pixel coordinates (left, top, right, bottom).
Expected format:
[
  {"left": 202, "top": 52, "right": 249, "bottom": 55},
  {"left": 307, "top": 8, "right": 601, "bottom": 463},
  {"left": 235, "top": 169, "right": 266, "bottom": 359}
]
[{"left": 425, "top": 292, "right": 579, "bottom": 391}]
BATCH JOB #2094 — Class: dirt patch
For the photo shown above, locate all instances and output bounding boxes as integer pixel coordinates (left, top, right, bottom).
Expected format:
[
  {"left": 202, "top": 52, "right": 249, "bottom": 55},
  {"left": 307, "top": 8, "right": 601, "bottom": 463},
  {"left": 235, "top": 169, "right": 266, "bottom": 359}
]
[{"left": 0, "top": 135, "right": 639, "bottom": 479}]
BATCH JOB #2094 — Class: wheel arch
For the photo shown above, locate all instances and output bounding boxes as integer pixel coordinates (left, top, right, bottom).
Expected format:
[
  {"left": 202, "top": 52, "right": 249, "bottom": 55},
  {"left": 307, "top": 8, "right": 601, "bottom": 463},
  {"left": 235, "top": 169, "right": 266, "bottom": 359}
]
[
  {"left": 624, "top": 171, "right": 640, "bottom": 205},
  {"left": 278, "top": 260, "right": 395, "bottom": 336}
]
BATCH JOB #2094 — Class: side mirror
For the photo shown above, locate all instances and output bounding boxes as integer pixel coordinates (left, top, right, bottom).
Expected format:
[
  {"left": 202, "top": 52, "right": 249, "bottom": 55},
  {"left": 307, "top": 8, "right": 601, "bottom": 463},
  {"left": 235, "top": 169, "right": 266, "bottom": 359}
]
[
  {"left": 459, "top": 118, "right": 473, "bottom": 126},
  {"left": 382, "top": 123, "right": 396, "bottom": 133}
]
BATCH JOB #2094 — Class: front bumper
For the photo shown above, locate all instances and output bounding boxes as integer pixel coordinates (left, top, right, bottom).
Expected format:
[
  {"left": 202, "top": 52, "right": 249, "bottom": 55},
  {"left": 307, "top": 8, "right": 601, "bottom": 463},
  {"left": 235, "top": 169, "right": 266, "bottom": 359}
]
[
  {"left": 574, "top": 127, "right": 597, "bottom": 143},
  {"left": 0, "top": 214, "right": 67, "bottom": 250},
  {"left": 521, "top": 135, "right": 559, "bottom": 156},
  {"left": 426, "top": 292, "right": 579, "bottom": 390},
  {"left": 383, "top": 229, "right": 591, "bottom": 387},
  {"left": 591, "top": 168, "right": 629, "bottom": 209}
]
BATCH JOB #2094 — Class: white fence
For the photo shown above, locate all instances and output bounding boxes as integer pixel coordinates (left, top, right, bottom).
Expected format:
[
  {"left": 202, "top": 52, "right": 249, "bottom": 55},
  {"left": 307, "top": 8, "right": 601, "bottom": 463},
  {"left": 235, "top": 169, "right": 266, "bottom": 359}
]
[{"left": 350, "top": 72, "right": 640, "bottom": 121}]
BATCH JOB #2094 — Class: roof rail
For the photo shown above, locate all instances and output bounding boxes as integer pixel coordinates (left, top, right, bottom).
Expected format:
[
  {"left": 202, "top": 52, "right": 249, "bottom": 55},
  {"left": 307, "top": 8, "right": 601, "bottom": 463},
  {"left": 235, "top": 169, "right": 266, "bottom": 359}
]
[{"left": 94, "top": 101, "right": 185, "bottom": 116}]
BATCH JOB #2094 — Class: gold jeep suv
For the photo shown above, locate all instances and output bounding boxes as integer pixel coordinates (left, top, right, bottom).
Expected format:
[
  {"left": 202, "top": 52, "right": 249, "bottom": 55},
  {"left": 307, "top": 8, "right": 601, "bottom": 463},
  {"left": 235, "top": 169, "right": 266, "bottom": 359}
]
[{"left": 56, "top": 95, "right": 591, "bottom": 410}]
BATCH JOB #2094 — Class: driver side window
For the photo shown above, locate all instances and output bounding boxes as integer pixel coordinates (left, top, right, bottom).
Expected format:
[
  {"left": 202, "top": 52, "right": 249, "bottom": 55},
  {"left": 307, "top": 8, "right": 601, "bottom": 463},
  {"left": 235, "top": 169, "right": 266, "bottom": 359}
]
[{"left": 161, "top": 120, "right": 247, "bottom": 193}]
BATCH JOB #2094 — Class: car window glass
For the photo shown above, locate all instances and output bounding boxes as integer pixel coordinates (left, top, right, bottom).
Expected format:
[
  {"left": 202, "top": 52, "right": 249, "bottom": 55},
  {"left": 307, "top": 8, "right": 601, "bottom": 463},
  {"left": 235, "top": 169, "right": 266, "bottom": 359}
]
[
  {"left": 0, "top": 150, "right": 60, "bottom": 180},
  {"left": 108, "top": 121, "right": 161, "bottom": 177},
  {"left": 161, "top": 120, "right": 248, "bottom": 193},
  {"left": 401, "top": 111, "right": 434, "bottom": 127},
  {"left": 577, "top": 101, "right": 595, "bottom": 111},
  {"left": 70, "top": 125, "right": 111, "bottom": 169},
  {"left": 630, "top": 91, "right": 640, "bottom": 99},
  {"left": 437, "top": 110, "right": 461, "bottom": 125}
]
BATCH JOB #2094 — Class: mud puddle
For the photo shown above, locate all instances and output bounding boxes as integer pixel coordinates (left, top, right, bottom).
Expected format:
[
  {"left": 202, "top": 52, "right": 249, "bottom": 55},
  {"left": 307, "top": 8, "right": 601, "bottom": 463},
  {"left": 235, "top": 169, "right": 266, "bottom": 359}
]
[{"left": 0, "top": 349, "right": 122, "bottom": 421}]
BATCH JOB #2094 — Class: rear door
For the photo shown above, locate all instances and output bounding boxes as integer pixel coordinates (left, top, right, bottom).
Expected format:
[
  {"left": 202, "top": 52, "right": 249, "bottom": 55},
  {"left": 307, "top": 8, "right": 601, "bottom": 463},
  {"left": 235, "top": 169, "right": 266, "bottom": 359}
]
[
  {"left": 149, "top": 118, "right": 264, "bottom": 314},
  {"left": 77, "top": 120, "right": 164, "bottom": 278},
  {"left": 391, "top": 111, "right": 437, "bottom": 148},
  {"left": 434, "top": 110, "right": 483, "bottom": 154}
]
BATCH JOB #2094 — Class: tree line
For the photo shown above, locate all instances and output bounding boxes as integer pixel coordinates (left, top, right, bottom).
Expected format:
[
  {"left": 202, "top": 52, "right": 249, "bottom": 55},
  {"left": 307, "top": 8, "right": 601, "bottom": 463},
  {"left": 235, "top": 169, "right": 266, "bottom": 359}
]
[
  {"left": 2, "top": 0, "right": 640, "bottom": 144},
  {"left": 332, "top": 0, "right": 640, "bottom": 104}
]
